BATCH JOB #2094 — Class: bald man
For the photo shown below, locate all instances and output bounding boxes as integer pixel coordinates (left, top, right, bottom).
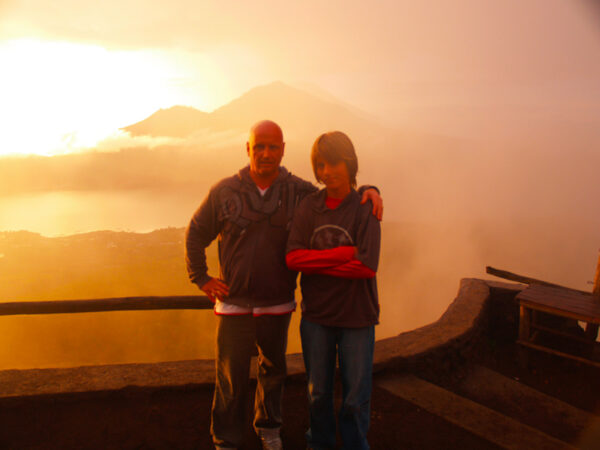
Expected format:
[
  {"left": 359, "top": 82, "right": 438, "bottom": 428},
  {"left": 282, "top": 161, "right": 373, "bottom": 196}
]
[{"left": 185, "top": 120, "right": 382, "bottom": 450}]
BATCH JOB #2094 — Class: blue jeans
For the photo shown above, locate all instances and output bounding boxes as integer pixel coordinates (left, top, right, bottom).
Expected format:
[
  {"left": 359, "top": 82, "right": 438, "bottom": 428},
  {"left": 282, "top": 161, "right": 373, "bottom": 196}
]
[{"left": 300, "top": 318, "right": 375, "bottom": 450}]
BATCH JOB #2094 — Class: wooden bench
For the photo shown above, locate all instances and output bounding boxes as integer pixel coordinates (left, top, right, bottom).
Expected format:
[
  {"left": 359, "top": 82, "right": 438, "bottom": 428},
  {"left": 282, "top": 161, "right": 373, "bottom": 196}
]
[{"left": 516, "top": 284, "right": 600, "bottom": 367}]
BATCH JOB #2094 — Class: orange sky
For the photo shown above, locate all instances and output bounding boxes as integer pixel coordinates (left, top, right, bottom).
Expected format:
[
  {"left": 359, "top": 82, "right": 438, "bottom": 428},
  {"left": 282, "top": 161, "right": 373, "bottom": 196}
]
[
  {"left": 1, "top": 0, "right": 600, "bottom": 369},
  {"left": 1, "top": 0, "right": 599, "bottom": 155}
]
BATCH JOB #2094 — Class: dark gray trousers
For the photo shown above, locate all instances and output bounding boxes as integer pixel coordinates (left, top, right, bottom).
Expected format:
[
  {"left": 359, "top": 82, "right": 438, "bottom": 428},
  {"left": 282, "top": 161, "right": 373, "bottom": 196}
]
[{"left": 211, "top": 313, "right": 291, "bottom": 448}]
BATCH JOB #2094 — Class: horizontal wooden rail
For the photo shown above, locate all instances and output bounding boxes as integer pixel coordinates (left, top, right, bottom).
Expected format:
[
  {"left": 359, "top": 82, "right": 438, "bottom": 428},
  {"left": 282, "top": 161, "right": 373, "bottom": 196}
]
[
  {"left": 485, "top": 266, "right": 590, "bottom": 295},
  {"left": 0, "top": 296, "right": 213, "bottom": 316}
]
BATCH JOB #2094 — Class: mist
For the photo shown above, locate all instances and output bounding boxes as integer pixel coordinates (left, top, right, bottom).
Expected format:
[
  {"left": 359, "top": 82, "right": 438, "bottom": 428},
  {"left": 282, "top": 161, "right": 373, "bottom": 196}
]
[{"left": 1, "top": 80, "right": 599, "bottom": 369}]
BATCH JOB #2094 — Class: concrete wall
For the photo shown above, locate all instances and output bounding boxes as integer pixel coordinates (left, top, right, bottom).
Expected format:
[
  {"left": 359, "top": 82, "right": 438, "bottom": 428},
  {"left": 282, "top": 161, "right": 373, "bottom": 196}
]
[{"left": 0, "top": 278, "right": 525, "bottom": 399}]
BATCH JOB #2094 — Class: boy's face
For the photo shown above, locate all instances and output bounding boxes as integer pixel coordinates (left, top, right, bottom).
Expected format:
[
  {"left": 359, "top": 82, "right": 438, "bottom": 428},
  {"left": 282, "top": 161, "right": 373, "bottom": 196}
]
[{"left": 315, "top": 157, "right": 351, "bottom": 196}]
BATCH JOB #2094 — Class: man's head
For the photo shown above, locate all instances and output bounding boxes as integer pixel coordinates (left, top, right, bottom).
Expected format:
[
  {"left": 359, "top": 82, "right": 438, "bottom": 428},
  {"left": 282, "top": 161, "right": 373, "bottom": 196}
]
[
  {"left": 247, "top": 120, "right": 285, "bottom": 182},
  {"left": 311, "top": 131, "right": 358, "bottom": 188}
]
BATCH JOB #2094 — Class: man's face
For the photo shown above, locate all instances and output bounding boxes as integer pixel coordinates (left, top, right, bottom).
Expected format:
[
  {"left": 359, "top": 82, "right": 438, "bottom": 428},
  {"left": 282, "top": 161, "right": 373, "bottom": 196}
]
[{"left": 247, "top": 123, "right": 285, "bottom": 179}]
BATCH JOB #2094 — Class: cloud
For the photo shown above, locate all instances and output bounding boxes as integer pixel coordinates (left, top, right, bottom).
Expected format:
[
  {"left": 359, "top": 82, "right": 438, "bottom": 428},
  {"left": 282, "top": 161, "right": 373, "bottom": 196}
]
[
  {"left": 4, "top": 0, "right": 600, "bottom": 84},
  {"left": 93, "top": 128, "right": 246, "bottom": 154},
  {"left": 1, "top": 0, "right": 260, "bottom": 51},
  {"left": 94, "top": 131, "right": 184, "bottom": 153},
  {"left": 3, "top": 0, "right": 600, "bottom": 133}
]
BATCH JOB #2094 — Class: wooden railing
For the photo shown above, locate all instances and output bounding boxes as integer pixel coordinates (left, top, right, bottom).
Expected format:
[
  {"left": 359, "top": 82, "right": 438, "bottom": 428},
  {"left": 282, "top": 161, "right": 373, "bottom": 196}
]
[
  {"left": 0, "top": 295, "right": 213, "bottom": 316},
  {"left": 485, "top": 266, "right": 591, "bottom": 295}
]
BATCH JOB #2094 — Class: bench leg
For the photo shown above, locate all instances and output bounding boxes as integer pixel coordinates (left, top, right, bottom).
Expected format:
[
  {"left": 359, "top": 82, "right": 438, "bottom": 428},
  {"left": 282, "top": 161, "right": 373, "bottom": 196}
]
[
  {"left": 516, "top": 344, "right": 530, "bottom": 369},
  {"left": 585, "top": 323, "right": 599, "bottom": 341},
  {"left": 518, "top": 306, "right": 531, "bottom": 369}
]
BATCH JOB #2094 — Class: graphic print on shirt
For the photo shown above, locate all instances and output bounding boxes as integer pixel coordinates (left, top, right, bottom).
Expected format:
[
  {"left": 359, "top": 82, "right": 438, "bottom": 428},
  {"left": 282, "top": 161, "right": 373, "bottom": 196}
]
[
  {"left": 310, "top": 224, "right": 354, "bottom": 250},
  {"left": 218, "top": 186, "right": 243, "bottom": 222},
  {"left": 218, "top": 181, "right": 301, "bottom": 234}
]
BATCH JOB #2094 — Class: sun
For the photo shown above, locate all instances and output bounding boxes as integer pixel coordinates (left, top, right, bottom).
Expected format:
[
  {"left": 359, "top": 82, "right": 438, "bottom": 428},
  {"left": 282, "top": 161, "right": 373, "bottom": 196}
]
[{"left": 0, "top": 39, "right": 227, "bottom": 157}]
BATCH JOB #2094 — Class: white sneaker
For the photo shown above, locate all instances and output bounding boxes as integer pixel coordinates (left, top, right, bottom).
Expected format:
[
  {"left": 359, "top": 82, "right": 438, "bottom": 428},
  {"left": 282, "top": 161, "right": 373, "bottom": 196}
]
[{"left": 256, "top": 427, "right": 282, "bottom": 450}]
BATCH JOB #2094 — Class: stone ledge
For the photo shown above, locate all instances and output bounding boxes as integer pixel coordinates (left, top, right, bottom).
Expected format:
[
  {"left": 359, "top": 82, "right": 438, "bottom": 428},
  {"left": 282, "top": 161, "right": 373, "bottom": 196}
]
[
  {"left": 373, "top": 278, "right": 493, "bottom": 372},
  {"left": 0, "top": 278, "right": 523, "bottom": 399}
]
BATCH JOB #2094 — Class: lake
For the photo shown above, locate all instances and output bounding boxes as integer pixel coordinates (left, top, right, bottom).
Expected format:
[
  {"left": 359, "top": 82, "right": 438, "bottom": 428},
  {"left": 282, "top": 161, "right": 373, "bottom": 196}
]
[{"left": 0, "top": 189, "right": 206, "bottom": 236}]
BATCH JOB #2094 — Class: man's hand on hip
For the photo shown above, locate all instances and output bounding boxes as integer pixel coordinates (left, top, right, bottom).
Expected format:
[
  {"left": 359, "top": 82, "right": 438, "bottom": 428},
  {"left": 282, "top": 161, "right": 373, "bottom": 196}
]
[{"left": 201, "top": 277, "right": 230, "bottom": 303}]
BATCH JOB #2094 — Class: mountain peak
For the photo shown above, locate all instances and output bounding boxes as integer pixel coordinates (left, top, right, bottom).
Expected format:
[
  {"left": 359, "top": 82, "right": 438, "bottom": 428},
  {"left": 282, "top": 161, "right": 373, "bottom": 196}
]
[
  {"left": 122, "top": 105, "right": 208, "bottom": 138},
  {"left": 122, "top": 81, "right": 374, "bottom": 139}
]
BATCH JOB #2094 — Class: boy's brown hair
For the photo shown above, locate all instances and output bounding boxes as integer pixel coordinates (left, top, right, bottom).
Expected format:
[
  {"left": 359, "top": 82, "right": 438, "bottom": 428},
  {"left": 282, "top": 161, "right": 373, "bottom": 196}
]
[{"left": 311, "top": 131, "right": 358, "bottom": 188}]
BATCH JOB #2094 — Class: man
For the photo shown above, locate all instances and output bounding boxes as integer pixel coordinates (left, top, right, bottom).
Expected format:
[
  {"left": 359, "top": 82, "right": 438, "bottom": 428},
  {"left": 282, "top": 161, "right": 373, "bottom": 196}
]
[{"left": 185, "top": 120, "right": 382, "bottom": 450}]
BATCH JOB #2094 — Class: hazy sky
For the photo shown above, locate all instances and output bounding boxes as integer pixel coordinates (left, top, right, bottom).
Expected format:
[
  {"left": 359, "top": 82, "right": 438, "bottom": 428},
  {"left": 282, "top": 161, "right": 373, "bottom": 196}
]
[
  {"left": 1, "top": 0, "right": 599, "bottom": 155},
  {"left": 2, "top": 0, "right": 600, "bottom": 368}
]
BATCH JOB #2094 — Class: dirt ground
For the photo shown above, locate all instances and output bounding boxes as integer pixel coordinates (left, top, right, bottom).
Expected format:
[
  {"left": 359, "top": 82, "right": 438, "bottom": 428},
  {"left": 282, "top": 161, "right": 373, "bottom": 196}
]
[{"left": 0, "top": 339, "right": 598, "bottom": 449}]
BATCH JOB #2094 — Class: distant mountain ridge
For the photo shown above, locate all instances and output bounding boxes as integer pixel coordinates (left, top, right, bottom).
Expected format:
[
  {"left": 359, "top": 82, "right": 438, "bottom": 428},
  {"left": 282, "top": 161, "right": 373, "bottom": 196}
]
[
  {"left": 122, "top": 81, "right": 382, "bottom": 139},
  {"left": 0, "top": 79, "right": 478, "bottom": 209},
  {"left": 123, "top": 106, "right": 209, "bottom": 138},
  {"left": 1, "top": 81, "right": 394, "bottom": 197},
  {"left": 4, "top": 80, "right": 599, "bottom": 230}
]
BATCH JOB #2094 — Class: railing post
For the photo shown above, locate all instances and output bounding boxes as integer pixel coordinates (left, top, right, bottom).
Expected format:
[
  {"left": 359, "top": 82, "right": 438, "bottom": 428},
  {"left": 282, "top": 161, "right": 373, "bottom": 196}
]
[
  {"left": 585, "top": 250, "right": 600, "bottom": 340},
  {"left": 593, "top": 249, "right": 600, "bottom": 298}
]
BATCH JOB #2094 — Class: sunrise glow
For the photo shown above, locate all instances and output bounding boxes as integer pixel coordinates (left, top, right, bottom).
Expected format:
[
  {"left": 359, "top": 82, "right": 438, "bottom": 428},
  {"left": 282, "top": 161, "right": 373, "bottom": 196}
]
[
  {"left": 0, "top": 0, "right": 599, "bottom": 413},
  {"left": 0, "top": 39, "right": 231, "bottom": 156}
]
